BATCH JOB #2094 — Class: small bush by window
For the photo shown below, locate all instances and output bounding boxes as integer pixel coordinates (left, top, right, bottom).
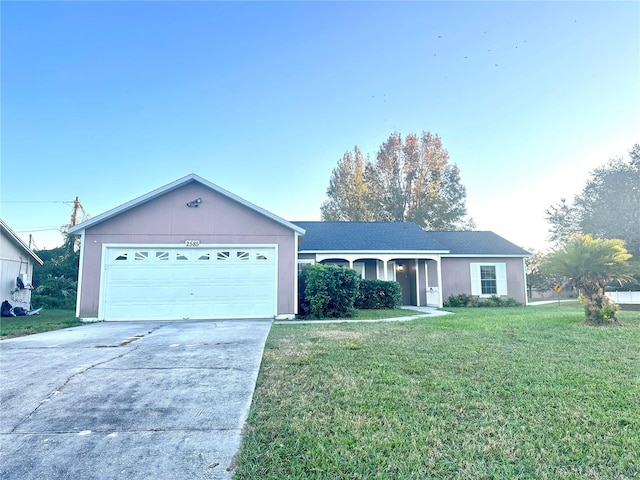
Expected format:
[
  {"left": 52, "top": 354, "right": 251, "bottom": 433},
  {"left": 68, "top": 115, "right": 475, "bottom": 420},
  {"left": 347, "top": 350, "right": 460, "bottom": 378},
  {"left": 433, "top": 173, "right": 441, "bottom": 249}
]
[{"left": 444, "top": 293, "right": 521, "bottom": 308}]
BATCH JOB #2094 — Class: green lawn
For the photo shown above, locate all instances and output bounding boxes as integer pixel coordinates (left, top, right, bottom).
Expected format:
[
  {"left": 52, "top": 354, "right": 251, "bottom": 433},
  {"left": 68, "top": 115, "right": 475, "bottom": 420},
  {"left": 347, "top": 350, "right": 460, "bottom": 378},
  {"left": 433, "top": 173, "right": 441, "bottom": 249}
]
[
  {"left": 0, "top": 309, "right": 84, "bottom": 339},
  {"left": 234, "top": 305, "right": 640, "bottom": 479}
]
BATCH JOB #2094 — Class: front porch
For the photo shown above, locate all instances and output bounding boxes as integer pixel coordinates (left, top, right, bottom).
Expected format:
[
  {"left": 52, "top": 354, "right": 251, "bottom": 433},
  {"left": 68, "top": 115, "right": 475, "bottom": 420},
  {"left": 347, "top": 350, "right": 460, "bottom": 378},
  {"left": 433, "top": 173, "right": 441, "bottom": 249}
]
[{"left": 310, "top": 253, "right": 443, "bottom": 308}]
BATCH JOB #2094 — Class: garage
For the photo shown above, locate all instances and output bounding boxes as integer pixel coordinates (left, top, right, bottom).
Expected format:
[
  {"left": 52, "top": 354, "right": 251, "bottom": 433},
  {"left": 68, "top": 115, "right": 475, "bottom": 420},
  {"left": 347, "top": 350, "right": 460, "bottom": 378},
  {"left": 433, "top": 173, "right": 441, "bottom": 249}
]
[
  {"left": 101, "top": 246, "right": 277, "bottom": 320},
  {"left": 69, "top": 174, "right": 304, "bottom": 321}
]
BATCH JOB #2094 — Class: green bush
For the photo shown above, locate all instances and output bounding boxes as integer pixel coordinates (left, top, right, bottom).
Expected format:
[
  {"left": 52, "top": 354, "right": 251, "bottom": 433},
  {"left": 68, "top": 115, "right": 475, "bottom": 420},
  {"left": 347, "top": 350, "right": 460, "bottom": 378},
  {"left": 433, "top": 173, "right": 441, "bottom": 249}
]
[
  {"left": 298, "top": 264, "right": 360, "bottom": 319},
  {"left": 444, "top": 293, "right": 521, "bottom": 308},
  {"left": 355, "top": 279, "right": 402, "bottom": 309},
  {"left": 474, "top": 295, "right": 521, "bottom": 308},
  {"left": 31, "top": 276, "right": 77, "bottom": 310},
  {"left": 444, "top": 293, "right": 475, "bottom": 307}
]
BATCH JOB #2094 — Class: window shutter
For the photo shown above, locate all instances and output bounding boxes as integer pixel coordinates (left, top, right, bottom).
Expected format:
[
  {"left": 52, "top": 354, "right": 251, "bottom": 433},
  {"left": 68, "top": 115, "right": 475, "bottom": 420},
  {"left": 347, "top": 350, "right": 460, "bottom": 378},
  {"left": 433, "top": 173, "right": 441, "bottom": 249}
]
[
  {"left": 470, "top": 263, "right": 480, "bottom": 295},
  {"left": 496, "top": 263, "right": 508, "bottom": 296}
]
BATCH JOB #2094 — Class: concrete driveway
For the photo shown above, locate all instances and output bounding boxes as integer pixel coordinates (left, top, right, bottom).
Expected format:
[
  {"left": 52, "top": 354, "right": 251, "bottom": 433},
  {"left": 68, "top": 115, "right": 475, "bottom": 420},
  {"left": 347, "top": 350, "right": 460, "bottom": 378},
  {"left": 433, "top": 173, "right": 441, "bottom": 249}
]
[{"left": 0, "top": 319, "right": 272, "bottom": 480}]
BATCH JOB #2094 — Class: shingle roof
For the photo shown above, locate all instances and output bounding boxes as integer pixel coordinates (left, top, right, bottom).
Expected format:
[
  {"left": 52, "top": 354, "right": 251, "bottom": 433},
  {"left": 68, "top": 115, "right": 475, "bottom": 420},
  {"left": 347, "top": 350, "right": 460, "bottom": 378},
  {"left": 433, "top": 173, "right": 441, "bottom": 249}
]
[
  {"left": 425, "top": 231, "right": 531, "bottom": 256},
  {"left": 294, "top": 221, "right": 530, "bottom": 256},
  {"left": 294, "top": 222, "right": 449, "bottom": 251}
]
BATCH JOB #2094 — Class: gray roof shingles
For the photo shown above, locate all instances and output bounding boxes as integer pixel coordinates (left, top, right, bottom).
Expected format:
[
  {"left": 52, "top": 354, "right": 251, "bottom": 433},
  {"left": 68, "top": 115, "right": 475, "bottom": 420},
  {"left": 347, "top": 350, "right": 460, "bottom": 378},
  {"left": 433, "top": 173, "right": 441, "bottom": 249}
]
[{"left": 293, "top": 221, "right": 530, "bottom": 256}]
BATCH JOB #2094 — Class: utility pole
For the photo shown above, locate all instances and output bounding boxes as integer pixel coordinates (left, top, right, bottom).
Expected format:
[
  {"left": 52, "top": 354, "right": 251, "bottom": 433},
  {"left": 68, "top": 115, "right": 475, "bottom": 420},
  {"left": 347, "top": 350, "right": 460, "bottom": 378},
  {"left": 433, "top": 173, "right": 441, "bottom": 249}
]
[{"left": 69, "top": 196, "right": 86, "bottom": 227}]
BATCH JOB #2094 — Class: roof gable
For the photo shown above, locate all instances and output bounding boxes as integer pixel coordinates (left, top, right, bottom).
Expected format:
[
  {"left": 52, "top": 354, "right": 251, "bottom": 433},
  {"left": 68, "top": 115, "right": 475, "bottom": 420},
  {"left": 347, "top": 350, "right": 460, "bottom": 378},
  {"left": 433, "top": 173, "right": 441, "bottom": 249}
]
[
  {"left": 68, "top": 174, "right": 305, "bottom": 235},
  {"left": 0, "top": 219, "right": 44, "bottom": 265}
]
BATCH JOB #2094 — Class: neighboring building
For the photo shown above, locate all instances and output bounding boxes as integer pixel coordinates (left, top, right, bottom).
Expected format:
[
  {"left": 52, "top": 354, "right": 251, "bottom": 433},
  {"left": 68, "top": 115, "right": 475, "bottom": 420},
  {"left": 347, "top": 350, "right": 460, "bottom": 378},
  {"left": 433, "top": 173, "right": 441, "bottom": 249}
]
[
  {"left": 69, "top": 174, "right": 530, "bottom": 322},
  {"left": 0, "top": 219, "right": 44, "bottom": 310}
]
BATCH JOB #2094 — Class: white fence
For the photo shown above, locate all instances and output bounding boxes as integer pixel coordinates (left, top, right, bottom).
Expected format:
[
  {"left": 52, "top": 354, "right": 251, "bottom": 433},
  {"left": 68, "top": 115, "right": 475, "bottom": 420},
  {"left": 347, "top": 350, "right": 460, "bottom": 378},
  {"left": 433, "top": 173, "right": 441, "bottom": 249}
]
[{"left": 606, "top": 291, "right": 640, "bottom": 304}]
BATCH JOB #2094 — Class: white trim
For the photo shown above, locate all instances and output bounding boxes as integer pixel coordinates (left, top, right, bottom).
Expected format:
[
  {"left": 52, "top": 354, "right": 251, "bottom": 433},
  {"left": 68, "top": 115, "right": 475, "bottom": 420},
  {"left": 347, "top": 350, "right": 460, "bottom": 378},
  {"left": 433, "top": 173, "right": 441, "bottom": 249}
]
[
  {"left": 68, "top": 174, "right": 305, "bottom": 235},
  {"left": 415, "top": 259, "right": 420, "bottom": 307},
  {"left": 522, "top": 257, "right": 529, "bottom": 306},
  {"left": 0, "top": 219, "right": 44, "bottom": 265},
  {"left": 436, "top": 260, "right": 444, "bottom": 307},
  {"left": 273, "top": 243, "right": 279, "bottom": 318},
  {"left": 294, "top": 233, "right": 300, "bottom": 315},
  {"left": 443, "top": 254, "right": 531, "bottom": 258},
  {"left": 299, "top": 249, "right": 448, "bottom": 255},
  {"left": 313, "top": 252, "right": 444, "bottom": 264},
  {"left": 75, "top": 231, "right": 85, "bottom": 318},
  {"left": 101, "top": 242, "right": 278, "bottom": 249}
]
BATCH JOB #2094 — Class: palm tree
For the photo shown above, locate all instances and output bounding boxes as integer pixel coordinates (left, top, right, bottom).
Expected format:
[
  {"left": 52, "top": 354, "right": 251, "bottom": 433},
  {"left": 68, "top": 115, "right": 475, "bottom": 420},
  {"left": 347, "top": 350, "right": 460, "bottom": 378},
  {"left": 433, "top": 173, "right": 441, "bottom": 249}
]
[{"left": 542, "top": 235, "right": 634, "bottom": 324}]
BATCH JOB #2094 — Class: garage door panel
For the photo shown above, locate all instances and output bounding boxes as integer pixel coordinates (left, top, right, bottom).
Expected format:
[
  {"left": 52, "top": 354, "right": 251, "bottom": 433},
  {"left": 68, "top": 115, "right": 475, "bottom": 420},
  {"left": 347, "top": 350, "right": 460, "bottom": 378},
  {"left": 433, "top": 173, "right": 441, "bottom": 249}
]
[{"left": 102, "top": 246, "right": 276, "bottom": 320}]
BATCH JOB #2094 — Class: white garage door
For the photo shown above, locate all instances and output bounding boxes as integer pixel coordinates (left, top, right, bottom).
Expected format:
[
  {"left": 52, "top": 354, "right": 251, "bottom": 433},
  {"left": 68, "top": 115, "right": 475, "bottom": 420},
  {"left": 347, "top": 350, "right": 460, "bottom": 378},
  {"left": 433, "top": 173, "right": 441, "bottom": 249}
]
[{"left": 101, "top": 246, "right": 277, "bottom": 320}]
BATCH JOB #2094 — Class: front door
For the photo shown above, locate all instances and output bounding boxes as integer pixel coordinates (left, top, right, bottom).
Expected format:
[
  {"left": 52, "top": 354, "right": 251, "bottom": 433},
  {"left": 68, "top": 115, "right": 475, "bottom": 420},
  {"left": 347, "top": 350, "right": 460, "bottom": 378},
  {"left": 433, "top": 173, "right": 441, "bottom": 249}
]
[{"left": 395, "top": 261, "right": 413, "bottom": 305}]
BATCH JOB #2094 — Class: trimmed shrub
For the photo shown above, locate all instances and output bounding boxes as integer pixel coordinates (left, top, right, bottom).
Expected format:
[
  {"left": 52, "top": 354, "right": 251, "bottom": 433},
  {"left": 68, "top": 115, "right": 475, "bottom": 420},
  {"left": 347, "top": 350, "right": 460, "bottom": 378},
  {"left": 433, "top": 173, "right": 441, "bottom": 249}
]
[
  {"left": 474, "top": 295, "right": 521, "bottom": 308},
  {"left": 444, "top": 293, "right": 475, "bottom": 307},
  {"left": 444, "top": 293, "right": 521, "bottom": 308},
  {"left": 355, "top": 279, "right": 402, "bottom": 309},
  {"left": 298, "top": 264, "right": 360, "bottom": 319}
]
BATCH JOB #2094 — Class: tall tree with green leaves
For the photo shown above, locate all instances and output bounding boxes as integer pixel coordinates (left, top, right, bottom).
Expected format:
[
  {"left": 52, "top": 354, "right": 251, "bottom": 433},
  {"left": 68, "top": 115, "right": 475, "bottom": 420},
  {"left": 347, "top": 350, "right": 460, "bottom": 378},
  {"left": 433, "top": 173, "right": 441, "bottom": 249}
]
[
  {"left": 545, "top": 144, "right": 640, "bottom": 257},
  {"left": 525, "top": 249, "right": 557, "bottom": 298},
  {"left": 320, "top": 146, "right": 377, "bottom": 221},
  {"left": 321, "top": 131, "right": 474, "bottom": 230},
  {"left": 541, "top": 235, "right": 634, "bottom": 324}
]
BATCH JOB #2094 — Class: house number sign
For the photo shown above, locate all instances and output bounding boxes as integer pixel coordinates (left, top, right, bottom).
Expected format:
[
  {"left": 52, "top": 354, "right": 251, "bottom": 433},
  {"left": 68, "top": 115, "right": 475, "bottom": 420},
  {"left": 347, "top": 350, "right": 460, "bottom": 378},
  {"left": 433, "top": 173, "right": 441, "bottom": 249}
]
[{"left": 185, "top": 240, "right": 201, "bottom": 247}]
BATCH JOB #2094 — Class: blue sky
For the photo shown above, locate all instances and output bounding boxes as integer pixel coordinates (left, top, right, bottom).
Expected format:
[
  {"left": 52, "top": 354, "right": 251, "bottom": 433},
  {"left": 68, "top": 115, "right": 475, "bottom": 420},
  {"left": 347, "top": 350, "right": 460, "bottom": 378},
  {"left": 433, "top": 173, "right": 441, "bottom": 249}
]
[{"left": 2, "top": 1, "right": 638, "bottom": 251}]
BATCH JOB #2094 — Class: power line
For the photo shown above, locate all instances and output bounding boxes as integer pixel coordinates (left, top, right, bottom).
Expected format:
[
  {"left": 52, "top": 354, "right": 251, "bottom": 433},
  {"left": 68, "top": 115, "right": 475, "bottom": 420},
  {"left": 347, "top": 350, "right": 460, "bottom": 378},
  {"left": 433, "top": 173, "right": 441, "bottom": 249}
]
[
  {"left": 0, "top": 201, "right": 74, "bottom": 204},
  {"left": 14, "top": 227, "right": 62, "bottom": 232}
]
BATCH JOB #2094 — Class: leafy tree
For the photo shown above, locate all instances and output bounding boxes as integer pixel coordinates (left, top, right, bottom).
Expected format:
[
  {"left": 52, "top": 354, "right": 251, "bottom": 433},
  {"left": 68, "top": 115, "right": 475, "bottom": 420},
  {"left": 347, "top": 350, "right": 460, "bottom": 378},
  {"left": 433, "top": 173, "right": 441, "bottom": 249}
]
[
  {"left": 320, "top": 147, "right": 377, "bottom": 221},
  {"left": 321, "top": 131, "right": 474, "bottom": 230},
  {"left": 32, "top": 236, "right": 79, "bottom": 309},
  {"left": 545, "top": 144, "right": 640, "bottom": 257},
  {"left": 541, "top": 235, "right": 634, "bottom": 325},
  {"left": 525, "top": 250, "right": 557, "bottom": 298},
  {"left": 544, "top": 198, "right": 581, "bottom": 247}
]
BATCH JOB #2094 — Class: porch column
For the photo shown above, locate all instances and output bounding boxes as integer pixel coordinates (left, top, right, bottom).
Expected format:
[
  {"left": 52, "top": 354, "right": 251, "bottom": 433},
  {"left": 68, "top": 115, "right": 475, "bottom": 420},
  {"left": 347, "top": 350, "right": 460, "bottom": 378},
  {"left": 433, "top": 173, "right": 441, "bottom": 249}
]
[
  {"left": 382, "top": 259, "right": 388, "bottom": 280},
  {"left": 348, "top": 259, "right": 353, "bottom": 268},
  {"left": 415, "top": 259, "right": 420, "bottom": 306},
  {"left": 436, "top": 258, "right": 444, "bottom": 308}
]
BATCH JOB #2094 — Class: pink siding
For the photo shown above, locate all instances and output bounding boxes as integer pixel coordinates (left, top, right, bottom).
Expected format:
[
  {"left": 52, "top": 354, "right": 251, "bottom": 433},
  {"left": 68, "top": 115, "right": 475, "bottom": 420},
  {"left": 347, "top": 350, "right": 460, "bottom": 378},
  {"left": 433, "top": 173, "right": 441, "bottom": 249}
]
[
  {"left": 78, "top": 182, "right": 298, "bottom": 318},
  {"left": 441, "top": 257, "right": 527, "bottom": 304}
]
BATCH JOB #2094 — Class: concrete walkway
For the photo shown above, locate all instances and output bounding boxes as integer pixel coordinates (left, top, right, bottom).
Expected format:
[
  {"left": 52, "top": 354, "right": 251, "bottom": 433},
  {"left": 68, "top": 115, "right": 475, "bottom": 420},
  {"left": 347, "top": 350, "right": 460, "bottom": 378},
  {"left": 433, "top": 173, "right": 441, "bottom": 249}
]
[
  {"left": 0, "top": 319, "right": 272, "bottom": 480},
  {"left": 274, "top": 306, "right": 453, "bottom": 325}
]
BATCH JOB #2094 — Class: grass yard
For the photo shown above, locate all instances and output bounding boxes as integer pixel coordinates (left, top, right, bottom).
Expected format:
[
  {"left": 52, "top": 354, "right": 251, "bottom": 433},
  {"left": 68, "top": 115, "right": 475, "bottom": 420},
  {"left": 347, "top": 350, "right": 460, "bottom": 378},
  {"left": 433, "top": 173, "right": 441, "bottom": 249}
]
[
  {"left": 234, "top": 305, "right": 640, "bottom": 479},
  {"left": 0, "top": 309, "right": 83, "bottom": 339}
]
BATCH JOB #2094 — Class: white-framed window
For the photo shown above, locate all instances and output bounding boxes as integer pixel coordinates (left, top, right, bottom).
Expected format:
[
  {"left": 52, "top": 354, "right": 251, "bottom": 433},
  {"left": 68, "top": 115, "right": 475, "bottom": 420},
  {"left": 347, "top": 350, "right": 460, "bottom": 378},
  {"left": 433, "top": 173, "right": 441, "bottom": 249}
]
[
  {"left": 470, "top": 263, "right": 507, "bottom": 297},
  {"left": 353, "top": 262, "right": 365, "bottom": 279}
]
